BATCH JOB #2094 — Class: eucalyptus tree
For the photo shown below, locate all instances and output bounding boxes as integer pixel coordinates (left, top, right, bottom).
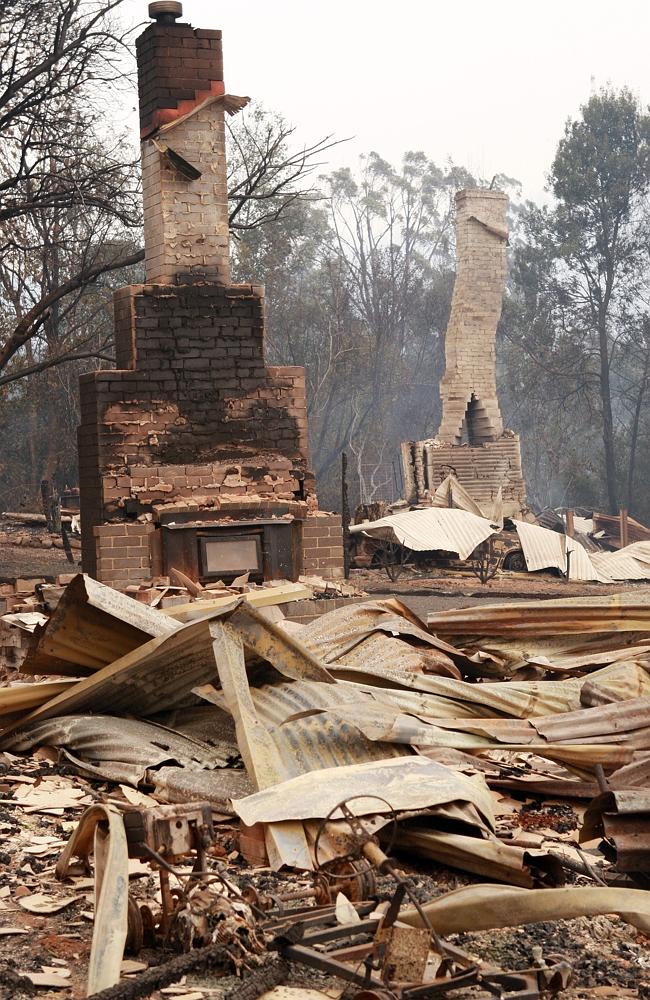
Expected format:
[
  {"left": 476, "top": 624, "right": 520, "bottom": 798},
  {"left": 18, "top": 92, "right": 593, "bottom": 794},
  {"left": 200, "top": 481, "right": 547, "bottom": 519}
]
[{"left": 543, "top": 88, "right": 650, "bottom": 513}]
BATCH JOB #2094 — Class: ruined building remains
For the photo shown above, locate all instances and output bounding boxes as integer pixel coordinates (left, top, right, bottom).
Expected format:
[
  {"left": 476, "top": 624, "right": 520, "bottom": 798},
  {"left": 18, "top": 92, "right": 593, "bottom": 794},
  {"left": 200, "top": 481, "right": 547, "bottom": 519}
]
[
  {"left": 401, "top": 188, "right": 526, "bottom": 518},
  {"left": 78, "top": 1, "right": 343, "bottom": 591}
]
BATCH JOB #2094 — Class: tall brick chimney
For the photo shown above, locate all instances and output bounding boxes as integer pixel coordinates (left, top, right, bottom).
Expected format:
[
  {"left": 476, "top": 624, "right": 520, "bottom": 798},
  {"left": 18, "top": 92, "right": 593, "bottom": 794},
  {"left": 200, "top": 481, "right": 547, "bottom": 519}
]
[
  {"left": 137, "top": 1, "right": 231, "bottom": 284},
  {"left": 400, "top": 189, "right": 527, "bottom": 518},
  {"left": 76, "top": 2, "right": 345, "bottom": 590},
  {"left": 437, "top": 189, "right": 508, "bottom": 445}
]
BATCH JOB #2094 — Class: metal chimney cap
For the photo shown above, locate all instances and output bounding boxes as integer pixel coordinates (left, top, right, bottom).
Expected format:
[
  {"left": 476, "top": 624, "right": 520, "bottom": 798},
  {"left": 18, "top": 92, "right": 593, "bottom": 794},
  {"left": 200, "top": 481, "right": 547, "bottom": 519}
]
[{"left": 149, "top": 1, "right": 183, "bottom": 22}]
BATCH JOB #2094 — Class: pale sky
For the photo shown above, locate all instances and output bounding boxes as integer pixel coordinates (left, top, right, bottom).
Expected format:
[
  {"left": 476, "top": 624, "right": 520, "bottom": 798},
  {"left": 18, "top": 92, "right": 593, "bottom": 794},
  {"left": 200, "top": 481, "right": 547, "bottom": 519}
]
[{"left": 123, "top": 0, "right": 650, "bottom": 203}]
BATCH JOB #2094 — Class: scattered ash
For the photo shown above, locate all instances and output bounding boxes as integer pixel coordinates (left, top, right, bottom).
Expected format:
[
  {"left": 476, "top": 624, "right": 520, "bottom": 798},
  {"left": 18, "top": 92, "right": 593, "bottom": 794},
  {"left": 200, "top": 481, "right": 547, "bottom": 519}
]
[
  {"left": 454, "top": 915, "right": 649, "bottom": 992},
  {"left": 517, "top": 801, "right": 578, "bottom": 834}
]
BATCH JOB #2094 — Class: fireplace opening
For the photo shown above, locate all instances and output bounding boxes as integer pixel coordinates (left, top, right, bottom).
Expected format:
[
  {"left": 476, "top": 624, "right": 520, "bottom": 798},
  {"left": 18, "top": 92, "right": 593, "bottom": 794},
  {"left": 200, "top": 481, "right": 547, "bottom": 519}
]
[
  {"left": 160, "top": 515, "right": 299, "bottom": 584},
  {"left": 199, "top": 532, "right": 263, "bottom": 580},
  {"left": 459, "top": 394, "right": 496, "bottom": 445}
]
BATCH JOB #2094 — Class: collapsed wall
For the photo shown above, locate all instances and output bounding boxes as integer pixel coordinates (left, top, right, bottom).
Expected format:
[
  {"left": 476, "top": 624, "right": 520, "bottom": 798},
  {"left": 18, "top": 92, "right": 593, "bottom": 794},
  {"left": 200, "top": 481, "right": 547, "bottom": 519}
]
[
  {"left": 401, "top": 188, "right": 526, "bottom": 517},
  {"left": 78, "top": 3, "right": 343, "bottom": 590}
]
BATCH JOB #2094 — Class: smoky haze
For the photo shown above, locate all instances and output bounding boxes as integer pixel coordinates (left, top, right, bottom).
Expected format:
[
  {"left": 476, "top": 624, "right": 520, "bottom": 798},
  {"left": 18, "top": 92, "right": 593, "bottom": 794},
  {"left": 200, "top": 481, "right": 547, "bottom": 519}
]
[{"left": 125, "top": 0, "right": 650, "bottom": 200}]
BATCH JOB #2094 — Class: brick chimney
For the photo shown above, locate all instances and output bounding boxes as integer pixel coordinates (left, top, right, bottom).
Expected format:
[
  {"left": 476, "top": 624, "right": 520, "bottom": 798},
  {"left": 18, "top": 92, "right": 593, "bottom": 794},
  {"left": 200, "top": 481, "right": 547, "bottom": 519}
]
[
  {"left": 400, "top": 188, "right": 527, "bottom": 518},
  {"left": 136, "top": 1, "right": 230, "bottom": 284},
  {"left": 77, "top": 2, "right": 346, "bottom": 592}
]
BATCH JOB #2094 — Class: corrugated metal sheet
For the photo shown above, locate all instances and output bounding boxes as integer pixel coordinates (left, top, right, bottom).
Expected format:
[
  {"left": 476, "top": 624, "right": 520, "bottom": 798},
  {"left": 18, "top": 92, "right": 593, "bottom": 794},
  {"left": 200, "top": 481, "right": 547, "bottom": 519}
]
[
  {"left": 623, "top": 541, "right": 650, "bottom": 565},
  {"left": 227, "top": 603, "right": 334, "bottom": 683},
  {"left": 609, "top": 754, "right": 650, "bottom": 788},
  {"left": 514, "top": 519, "right": 604, "bottom": 582},
  {"left": 583, "top": 789, "right": 650, "bottom": 872},
  {"left": 534, "top": 696, "right": 650, "bottom": 743},
  {"left": 3, "top": 712, "right": 251, "bottom": 812},
  {"left": 431, "top": 474, "right": 484, "bottom": 517},
  {"left": 210, "top": 619, "right": 313, "bottom": 870},
  {"left": 428, "top": 592, "right": 650, "bottom": 638},
  {"left": 2, "top": 616, "right": 223, "bottom": 735},
  {"left": 593, "top": 511, "right": 650, "bottom": 547},
  {"left": 149, "top": 765, "right": 252, "bottom": 810},
  {"left": 536, "top": 509, "right": 565, "bottom": 532},
  {"left": 4, "top": 714, "right": 237, "bottom": 783},
  {"left": 245, "top": 658, "right": 647, "bottom": 727},
  {"left": 207, "top": 677, "right": 408, "bottom": 775},
  {"left": 591, "top": 542, "right": 650, "bottom": 582},
  {"left": 340, "top": 660, "right": 650, "bottom": 720},
  {"left": 395, "top": 827, "right": 552, "bottom": 888},
  {"left": 294, "top": 599, "right": 463, "bottom": 662},
  {"left": 293, "top": 599, "right": 465, "bottom": 679},
  {"left": 231, "top": 756, "right": 495, "bottom": 829},
  {"left": 22, "top": 573, "right": 179, "bottom": 676},
  {"left": 349, "top": 507, "right": 495, "bottom": 559},
  {"left": 383, "top": 698, "right": 650, "bottom": 756},
  {"left": 591, "top": 551, "right": 650, "bottom": 581}
]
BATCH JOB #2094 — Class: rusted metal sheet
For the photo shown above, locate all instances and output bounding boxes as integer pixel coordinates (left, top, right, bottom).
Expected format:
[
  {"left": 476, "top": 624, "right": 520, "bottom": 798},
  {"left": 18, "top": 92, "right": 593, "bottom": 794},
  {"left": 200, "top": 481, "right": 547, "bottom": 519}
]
[
  {"left": 200, "top": 678, "right": 408, "bottom": 775},
  {"left": 406, "top": 696, "right": 650, "bottom": 755},
  {"left": 334, "top": 660, "right": 650, "bottom": 721},
  {"left": 395, "top": 826, "right": 564, "bottom": 888},
  {"left": 349, "top": 507, "right": 495, "bottom": 559},
  {"left": 513, "top": 519, "right": 603, "bottom": 582},
  {"left": 428, "top": 592, "right": 650, "bottom": 638},
  {"left": 304, "top": 702, "right": 467, "bottom": 747},
  {"left": 2, "top": 616, "right": 225, "bottom": 736},
  {"left": 525, "top": 642, "right": 650, "bottom": 674},
  {"left": 4, "top": 714, "right": 237, "bottom": 785},
  {"left": 609, "top": 753, "right": 650, "bottom": 788},
  {"left": 582, "top": 789, "right": 650, "bottom": 872},
  {"left": 22, "top": 573, "right": 179, "bottom": 676},
  {"left": 533, "top": 696, "right": 650, "bottom": 744},
  {"left": 227, "top": 603, "right": 334, "bottom": 683},
  {"left": 295, "top": 598, "right": 464, "bottom": 661},
  {"left": 294, "top": 599, "right": 467, "bottom": 678},
  {"left": 327, "top": 631, "right": 462, "bottom": 681},
  {"left": 147, "top": 764, "right": 253, "bottom": 811},
  {"left": 232, "top": 756, "right": 496, "bottom": 830},
  {"left": 210, "top": 619, "right": 312, "bottom": 870}
]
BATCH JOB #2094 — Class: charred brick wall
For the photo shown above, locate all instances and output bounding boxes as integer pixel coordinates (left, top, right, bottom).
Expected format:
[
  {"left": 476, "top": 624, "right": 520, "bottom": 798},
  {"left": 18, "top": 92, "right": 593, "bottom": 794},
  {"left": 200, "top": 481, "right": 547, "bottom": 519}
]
[
  {"left": 78, "top": 6, "right": 344, "bottom": 587},
  {"left": 136, "top": 23, "right": 224, "bottom": 137},
  {"left": 95, "top": 282, "right": 310, "bottom": 470},
  {"left": 78, "top": 281, "right": 314, "bottom": 564}
]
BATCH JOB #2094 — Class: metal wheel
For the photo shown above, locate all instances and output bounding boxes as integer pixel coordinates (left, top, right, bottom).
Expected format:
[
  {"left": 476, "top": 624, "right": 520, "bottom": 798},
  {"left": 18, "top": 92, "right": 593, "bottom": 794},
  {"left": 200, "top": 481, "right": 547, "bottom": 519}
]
[
  {"left": 502, "top": 548, "right": 526, "bottom": 573},
  {"left": 317, "top": 858, "right": 377, "bottom": 902}
]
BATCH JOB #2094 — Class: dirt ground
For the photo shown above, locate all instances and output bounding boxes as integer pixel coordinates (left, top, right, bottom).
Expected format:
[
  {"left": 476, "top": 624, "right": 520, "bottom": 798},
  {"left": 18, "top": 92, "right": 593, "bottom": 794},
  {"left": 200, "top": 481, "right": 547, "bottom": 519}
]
[
  {"left": 0, "top": 764, "right": 648, "bottom": 1000},
  {"left": 0, "top": 545, "right": 78, "bottom": 582}
]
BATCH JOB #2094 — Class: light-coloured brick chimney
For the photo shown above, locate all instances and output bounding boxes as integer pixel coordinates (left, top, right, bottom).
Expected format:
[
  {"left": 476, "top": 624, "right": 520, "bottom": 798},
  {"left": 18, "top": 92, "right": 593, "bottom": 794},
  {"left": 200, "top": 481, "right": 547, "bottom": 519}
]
[
  {"left": 437, "top": 188, "right": 508, "bottom": 445},
  {"left": 399, "top": 188, "right": 527, "bottom": 517},
  {"left": 136, "top": 2, "right": 233, "bottom": 284}
]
